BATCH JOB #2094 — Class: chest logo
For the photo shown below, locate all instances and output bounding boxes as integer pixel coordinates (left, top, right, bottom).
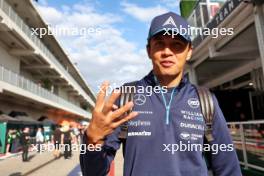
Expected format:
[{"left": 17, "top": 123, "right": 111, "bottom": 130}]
[
  {"left": 134, "top": 94, "right": 146, "bottom": 106},
  {"left": 180, "top": 132, "right": 190, "bottom": 140},
  {"left": 188, "top": 98, "right": 200, "bottom": 109}
]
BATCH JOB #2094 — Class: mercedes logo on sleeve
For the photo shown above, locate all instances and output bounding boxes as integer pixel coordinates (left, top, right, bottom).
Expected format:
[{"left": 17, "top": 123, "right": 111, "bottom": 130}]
[{"left": 133, "top": 94, "right": 146, "bottom": 106}]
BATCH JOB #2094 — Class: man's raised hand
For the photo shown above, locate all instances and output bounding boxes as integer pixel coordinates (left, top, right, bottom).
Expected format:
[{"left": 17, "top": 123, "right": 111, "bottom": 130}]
[{"left": 86, "top": 81, "right": 138, "bottom": 145}]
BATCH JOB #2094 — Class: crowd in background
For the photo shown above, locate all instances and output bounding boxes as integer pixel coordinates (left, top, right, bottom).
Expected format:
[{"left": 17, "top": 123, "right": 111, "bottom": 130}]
[{"left": 4, "top": 122, "right": 88, "bottom": 162}]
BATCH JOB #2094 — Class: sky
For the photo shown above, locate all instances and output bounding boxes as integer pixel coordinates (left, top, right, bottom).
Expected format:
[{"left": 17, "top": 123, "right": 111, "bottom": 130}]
[{"left": 34, "top": 0, "right": 181, "bottom": 94}]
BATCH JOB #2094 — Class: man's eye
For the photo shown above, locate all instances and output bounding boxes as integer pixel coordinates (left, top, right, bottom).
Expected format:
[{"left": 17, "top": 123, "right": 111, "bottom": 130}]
[
  {"left": 172, "top": 42, "right": 186, "bottom": 50},
  {"left": 154, "top": 41, "right": 164, "bottom": 48},
  {"left": 172, "top": 42, "right": 183, "bottom": 48}
]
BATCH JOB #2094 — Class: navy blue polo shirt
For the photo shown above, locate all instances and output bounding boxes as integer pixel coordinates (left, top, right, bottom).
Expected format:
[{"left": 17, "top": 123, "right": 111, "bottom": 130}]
[{"left": 80, "top": 71, "right": 241, "bottom": 176}]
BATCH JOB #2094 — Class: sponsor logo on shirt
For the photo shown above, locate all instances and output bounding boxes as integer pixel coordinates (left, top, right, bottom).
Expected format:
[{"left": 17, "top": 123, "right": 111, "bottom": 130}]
[
  {"left": 135, "top": 110, "right": 153, "bottom": 115},
  {"left": 181, "top": 110, "right": 204, "bottom": 122},
  {"left": 183, "top": 114, "right": 204, "bottom": 122},
  {"left": 180, "top": 122, "right": 204, "bottom": 131},
  {"left": 128, "top": 131, "right": 151, "bottom": 137},
  {"left": 188, "top": 98, "right": 200, "bottom": 109},
  {"left": 134, "top": 94, "right": 146, "bottom": 106},
  {"left": 179, "top": 132, "right": 190, "bottom": 140},
  {"left": 190, "top": 134, "right": 203, "bottom": 141},
  {"left": 128, "top": 120, "right": 151, "bottom": 127},
  {"left": 179, "top": 132, "right": 203, "bottom": 141}
]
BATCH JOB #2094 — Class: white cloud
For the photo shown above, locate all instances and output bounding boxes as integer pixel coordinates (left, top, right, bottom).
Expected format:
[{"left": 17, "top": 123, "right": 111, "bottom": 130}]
[
  {"left": 37, "top": 0, "right": 48, "bottom": 6},
  {"left": 121, "top": 2, "right": 169, "bottom": 22},
  {"left": 35, "top": 2, "right": 152, "bottom": 94},
  {"left": 37, "top": 6, "right": 63, "bottom": 24},
  {"left": 161, "top": 0, "right": 180, "bottom": 9}
]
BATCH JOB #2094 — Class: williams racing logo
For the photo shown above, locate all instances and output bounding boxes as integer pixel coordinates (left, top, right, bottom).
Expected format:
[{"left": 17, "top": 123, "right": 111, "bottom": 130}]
[{"left": 188, "top": 98, "right": 200, "bottom": 109}]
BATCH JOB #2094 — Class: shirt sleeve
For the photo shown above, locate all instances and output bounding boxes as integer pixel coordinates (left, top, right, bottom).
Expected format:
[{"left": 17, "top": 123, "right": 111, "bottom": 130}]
[
  {"left": 210, "top": 94, "right": 242, "bottom": 176},
  {"left": 79, "top": 124, "right": 122, "bottom": 176},
  {"left": 80, "top": 83, "right": 135, "bottom": 176}
]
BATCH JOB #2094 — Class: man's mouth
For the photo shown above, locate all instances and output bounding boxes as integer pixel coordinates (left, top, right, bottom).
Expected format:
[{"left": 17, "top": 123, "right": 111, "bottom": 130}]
[{"left": 160, "top": 60, "right": 175, "bottom": 68}]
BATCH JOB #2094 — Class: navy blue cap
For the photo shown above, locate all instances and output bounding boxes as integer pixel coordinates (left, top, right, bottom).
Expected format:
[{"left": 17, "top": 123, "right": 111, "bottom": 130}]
[{"left": 148, "top": 12, "right": 191, "bottom": 42}]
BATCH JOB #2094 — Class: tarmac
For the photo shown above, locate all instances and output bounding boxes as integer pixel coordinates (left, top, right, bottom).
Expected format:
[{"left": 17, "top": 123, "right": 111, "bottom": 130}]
[
  {"left": 0, "top": 149, "right": 213, "bottom": 176},
  {"left": 0, "top": 150, "right": 81, "bottom": 176},
  {"left": 0, "top": 149, "right": 124, "bottom": 176}
]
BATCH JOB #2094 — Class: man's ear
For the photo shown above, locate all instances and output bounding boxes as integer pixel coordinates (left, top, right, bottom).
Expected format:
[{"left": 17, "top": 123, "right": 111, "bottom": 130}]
[
  {"left": 186, "top": 45, "right": 193, "bottom": 61},
  {"left": 146, "top": 44, "right": 151, "bottom": 60}
]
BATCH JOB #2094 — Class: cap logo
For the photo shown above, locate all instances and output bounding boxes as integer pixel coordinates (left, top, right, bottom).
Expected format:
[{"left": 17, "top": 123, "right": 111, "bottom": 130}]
[{"left": 162, "top": 16, "right": 177, "bottom": 27}]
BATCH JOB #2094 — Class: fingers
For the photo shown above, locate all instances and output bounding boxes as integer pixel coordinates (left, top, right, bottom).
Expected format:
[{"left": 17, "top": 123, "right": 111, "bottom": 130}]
[
  {"left": 112, "top": 111, "right": 138, "bottom": 128},
  {"left": 95, "top": 81, "right": 109, "bottom": 111},
  {"left": 111, "top": 101, "right": 134, "bottom": 119},
  {"left": 102, "top": 89, "right": 121, "bottom": 114},
  {"left": 112, "top": 104, "right": 118, "bottom": 110}
]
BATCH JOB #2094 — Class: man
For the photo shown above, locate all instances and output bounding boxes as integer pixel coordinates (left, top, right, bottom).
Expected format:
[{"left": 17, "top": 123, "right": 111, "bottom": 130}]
[
  {"left": 52, "top": 126, "right": 62, "bottom": 158},
  {"left": 80, "top": 12, "right": 241, "bottom": 176},
  {"left": 35, "top": 127, "right": 44, "bottom": 153},
  {"left": 62, "top": 124, "right": 74, "bottom": 159},
  {"left": 20, "top": 127, "right": 30, "bottom": 162}
]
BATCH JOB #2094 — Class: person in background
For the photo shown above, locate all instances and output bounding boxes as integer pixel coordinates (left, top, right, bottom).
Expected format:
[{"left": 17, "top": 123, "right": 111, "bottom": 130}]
[
  {"left": 52, "top": 126, "right": 62, "bottom": 159},
  {"left": 5, "top": 129, "right": 13, "bottom": 154},
  {"left": 234, "top": 101, "right": 247, "bottom": 121},
  {"left": 6, "top": 129, "right": 20, "bottom": 154},
  {"left": 35, "top": 127, "right": 44, "bottom": 153},
  {"left": 71, "top": 127, "right": 80, "bottom": 144},
  {"left": 79, "top": 122, "right": 88, "bottom": 144},
  {"left": 61, "top": 125, "right": 74, "bottom": 160},
  {"left": 5, "top": 130, "right": 12, "bottom": 155},
  {"left": 11, "top": 129, "right": 21, "bottom": 153},
  {"left": 20, "top": 127, "right": 30, "bottom": 162}
]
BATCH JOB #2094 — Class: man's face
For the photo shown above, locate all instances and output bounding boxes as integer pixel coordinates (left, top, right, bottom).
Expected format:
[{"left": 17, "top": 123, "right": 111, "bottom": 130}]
[
  {"left": 24, "top": 128, "right": 29, "bottom": 133},
  {"left": 147, "top": 34, "right": 192, "bottom": 77}
]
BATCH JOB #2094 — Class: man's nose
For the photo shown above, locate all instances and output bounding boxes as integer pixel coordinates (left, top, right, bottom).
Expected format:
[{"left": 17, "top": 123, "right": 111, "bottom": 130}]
[{"left": 161, "top": 46, "right": 173, "bottom": 57}]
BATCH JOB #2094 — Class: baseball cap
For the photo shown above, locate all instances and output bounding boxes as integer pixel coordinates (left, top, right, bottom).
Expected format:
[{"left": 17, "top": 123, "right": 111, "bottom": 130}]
[{"left": 148, "top": 11, "right": 191, "bottom": 42}]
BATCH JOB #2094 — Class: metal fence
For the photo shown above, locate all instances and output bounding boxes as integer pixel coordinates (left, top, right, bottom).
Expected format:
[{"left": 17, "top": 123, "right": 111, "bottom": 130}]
[
  {"left": 227, "top": 120, "right": 264, "bottom": 172},
  {"left": 0, "top": 65, "right": 90, "bottom": 118}
]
